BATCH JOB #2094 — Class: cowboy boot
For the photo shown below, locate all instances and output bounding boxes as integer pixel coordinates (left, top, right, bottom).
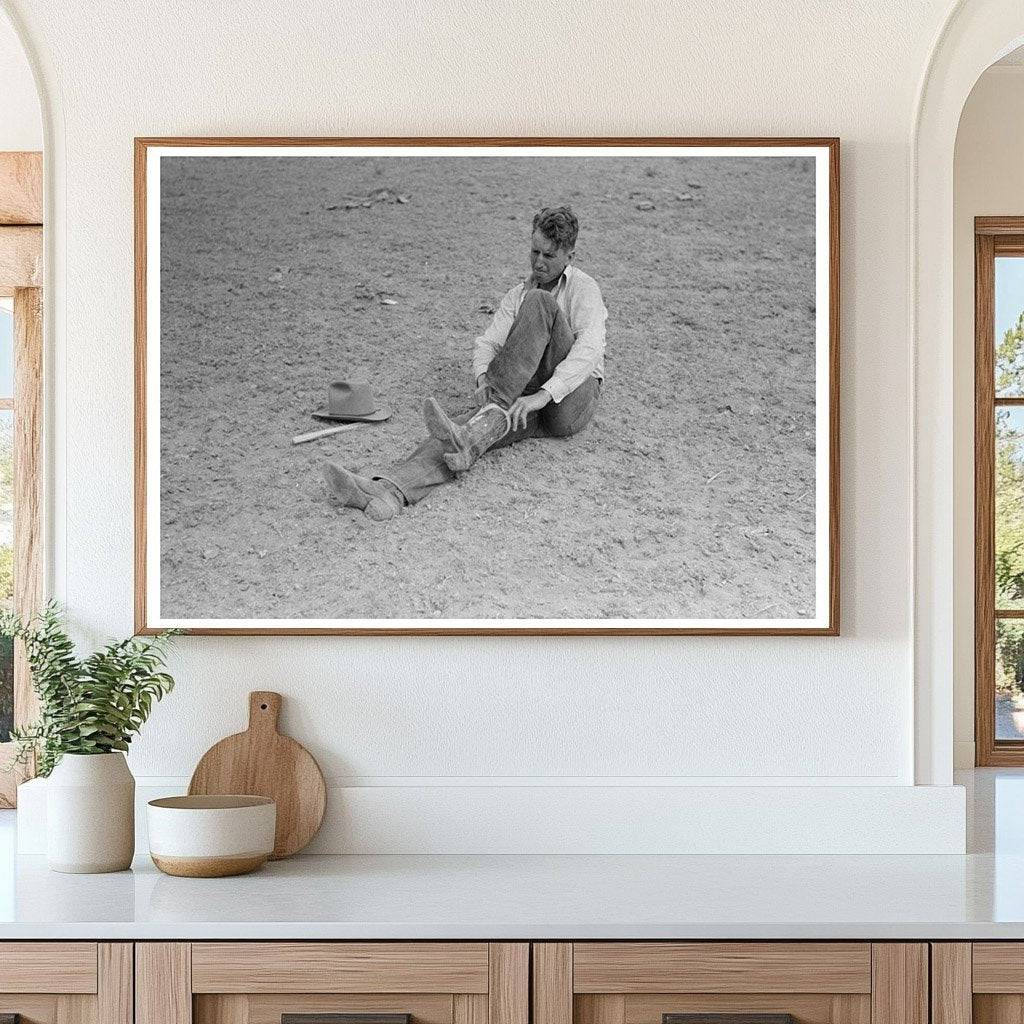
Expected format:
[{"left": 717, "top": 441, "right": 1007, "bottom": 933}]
[
  {"left": 423, "top": 398, "right": 511, "bottom": 473},
  {"left": 322, "top": 462, "right": 403, "bottom": 521}
]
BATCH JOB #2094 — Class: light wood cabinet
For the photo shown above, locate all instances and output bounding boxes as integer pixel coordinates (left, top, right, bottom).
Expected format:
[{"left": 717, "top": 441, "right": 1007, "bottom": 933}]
[
  {"left": 533, "top": 943, "right": 928, "bottom": 1024},
  {"left": 0, "top": 942, "right": 132, "bottom": 1024},
  {"left": 930, "top": 943, "right": 1024, "bottom": 1024},
  {"left": 136, "top": 943, "right": 528, "bottom": 1024},
  {"left": 0, "top": 937, "right": 964, "bottom": 1024}
]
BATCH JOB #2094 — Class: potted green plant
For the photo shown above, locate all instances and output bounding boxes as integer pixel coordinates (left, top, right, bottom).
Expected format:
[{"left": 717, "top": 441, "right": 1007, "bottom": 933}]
[{"left": 2, "top": 603, "right": 177, "bottom": 873}]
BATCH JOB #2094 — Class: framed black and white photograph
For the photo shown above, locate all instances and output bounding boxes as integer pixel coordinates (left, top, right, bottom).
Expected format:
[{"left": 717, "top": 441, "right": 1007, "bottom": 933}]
[{"left": 135, "top": 137, "right": 839, "bottom": 636}]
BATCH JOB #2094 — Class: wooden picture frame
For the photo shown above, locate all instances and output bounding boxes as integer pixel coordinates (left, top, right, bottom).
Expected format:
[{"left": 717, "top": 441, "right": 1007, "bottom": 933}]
[{"left": 135, "top": 137, "right": 840, "bottom": 636}]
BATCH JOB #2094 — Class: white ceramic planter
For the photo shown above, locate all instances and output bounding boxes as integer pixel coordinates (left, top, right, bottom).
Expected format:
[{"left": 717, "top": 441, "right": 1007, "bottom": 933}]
[{"left": 46, "top": 752, "right": 135, "bottom": 873}]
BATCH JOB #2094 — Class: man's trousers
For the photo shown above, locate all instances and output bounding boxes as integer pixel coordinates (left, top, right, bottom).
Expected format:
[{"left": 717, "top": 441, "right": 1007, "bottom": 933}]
[{"left": 380, "top": 288, "right": 601, "bottom": 505}]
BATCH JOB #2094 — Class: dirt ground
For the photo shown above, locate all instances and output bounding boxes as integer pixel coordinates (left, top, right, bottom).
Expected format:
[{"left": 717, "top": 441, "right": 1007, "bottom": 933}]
[{"left": 158, "top": 154, "right": 818, "bottom": 621}]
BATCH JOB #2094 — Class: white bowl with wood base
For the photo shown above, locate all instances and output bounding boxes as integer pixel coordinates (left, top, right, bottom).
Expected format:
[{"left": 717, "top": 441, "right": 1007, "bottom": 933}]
[{"left": 147, "top": 795, "right": 276, "bottom": 877}]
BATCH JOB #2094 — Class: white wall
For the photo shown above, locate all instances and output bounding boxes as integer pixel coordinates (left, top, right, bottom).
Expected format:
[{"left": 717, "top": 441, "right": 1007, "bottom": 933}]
[
  {"left": 0, "top": 0, "right": 973, "bottom": 851},
  {"left": 952, "top": 65, "right": 1024, "bottom": 767},
  {"left": 0, "top": 8, "right": 39, "bottom": 151}
]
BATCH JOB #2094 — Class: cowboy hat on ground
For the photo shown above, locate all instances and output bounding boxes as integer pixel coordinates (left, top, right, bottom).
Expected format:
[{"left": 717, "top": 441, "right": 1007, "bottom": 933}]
[{"left": 312, "top": 380, "right": 391, "bottom": 423}]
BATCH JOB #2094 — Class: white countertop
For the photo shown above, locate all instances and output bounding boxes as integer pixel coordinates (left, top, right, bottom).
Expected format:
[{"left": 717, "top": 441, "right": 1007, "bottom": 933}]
[
  {"left": 0, "top": 849, "right": 1022, "bottom": 940},
  {"left": 1, "top": 769, "right": 1021, "bottom": 941}
]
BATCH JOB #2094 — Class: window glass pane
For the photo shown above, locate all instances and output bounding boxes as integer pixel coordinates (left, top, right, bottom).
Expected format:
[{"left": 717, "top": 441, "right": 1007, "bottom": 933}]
[
  {"left": 0, "top": 410, "right": 11, "bottom": 742},
  {"left": 998, "top": 619, "right": 1024, "bottom": 740},
  {"left": 997, "top": 407, "right": 1024, "bottom": 609},
  {"left": 0, "top": 300, "right": 12, "bottom": 399},
  {"left": 996, "top": 257, "right": 1024, "bottom": 397}
]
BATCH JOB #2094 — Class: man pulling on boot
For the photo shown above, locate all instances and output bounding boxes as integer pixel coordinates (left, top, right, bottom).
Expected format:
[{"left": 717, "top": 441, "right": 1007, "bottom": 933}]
[{"left": 322, "top": 205, "right": 608, "bottom": 520}]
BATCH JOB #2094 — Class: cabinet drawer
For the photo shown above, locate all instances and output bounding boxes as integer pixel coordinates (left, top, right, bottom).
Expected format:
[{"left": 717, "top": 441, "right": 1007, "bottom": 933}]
[
  {"left": 573, "top": 943, "right": 872, "bottom": 994},
  {"left": 534, "top": 943, "right": 926, "bottom": 1024},
  {"left": 973, "top": 943, "right": 1024, "bottom": 992},
  {"left": 139, "top": 942, "right": 528, "bottom": 1024},
  {"left": 191, "top": 943, "right": 490, "bottom": 993},
  {"left": 0, "top": 942, "right": 98, "bottom": 993}
]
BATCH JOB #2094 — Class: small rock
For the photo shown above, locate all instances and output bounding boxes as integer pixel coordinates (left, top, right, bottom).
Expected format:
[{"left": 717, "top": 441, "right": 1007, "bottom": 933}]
[
  {"left": 635, "top": 201, "right": 655, "bottom": 211},
  {"left": 675, "top": 193, "right": 694, "bottom": 202},
  {"left": 380, "top": 298, "right": 397, "bottom": 306},
  {"left": 687, "top": 181, "right": 704, "bottom": 188}
]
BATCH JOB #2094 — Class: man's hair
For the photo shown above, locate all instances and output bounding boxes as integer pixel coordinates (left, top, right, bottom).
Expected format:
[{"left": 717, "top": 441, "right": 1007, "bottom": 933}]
[{"left": 533, "top": 206, "right": 579, "bottom": 251}]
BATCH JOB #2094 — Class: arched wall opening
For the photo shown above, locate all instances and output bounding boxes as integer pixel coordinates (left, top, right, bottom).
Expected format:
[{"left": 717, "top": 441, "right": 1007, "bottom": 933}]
[
  {"left": 951, "top": 47, "right": 1024, "bottom": 768},
  {"left": 914, "top": 0, "right": 1024, "bottom": 785}
]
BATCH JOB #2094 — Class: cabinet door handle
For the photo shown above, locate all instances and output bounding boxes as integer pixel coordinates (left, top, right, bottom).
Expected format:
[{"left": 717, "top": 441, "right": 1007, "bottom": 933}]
[
  {"left": 283, "top": 1015, "right": 412, "bottom": 1024},
  {"left": 664, "top": 1016, "right": 797, "bottom": 1024}
]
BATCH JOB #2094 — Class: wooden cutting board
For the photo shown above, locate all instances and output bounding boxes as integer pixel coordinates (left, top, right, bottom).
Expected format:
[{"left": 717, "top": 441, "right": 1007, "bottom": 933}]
[{"left": 188, "top": 691, "right": 326, "bottom": 859}]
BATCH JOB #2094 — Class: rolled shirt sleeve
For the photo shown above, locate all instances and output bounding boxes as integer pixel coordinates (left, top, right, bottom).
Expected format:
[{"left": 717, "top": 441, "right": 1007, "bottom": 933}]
[
  {"left": 472, "top": 285, "right": 521, "bottom": 380},
  {"left": 541, "top": 277, "right": 608, "bottom": 403}
]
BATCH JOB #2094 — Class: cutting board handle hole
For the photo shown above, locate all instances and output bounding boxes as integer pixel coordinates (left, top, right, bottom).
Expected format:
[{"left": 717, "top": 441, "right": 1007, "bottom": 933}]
[{"left": 260, "top": 703, "right": 268, "bottom": 710}]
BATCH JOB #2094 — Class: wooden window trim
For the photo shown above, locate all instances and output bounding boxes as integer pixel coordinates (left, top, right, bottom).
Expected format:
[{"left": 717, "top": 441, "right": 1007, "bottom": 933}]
[
  {"left": 0, "top": 151, "right": 43, "bottom": 807},
  {"left": 975, "top": 217, "right": 1024, "bottom": 765}
]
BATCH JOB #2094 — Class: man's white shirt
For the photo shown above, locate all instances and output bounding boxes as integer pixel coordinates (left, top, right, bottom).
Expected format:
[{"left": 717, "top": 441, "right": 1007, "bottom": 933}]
[{"left": 472, "top": 264, "right": 608, "bottom": 404}]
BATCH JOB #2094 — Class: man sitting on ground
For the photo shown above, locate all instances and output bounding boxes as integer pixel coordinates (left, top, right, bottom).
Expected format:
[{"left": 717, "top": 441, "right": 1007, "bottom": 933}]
[{"left": 323, "top": 205, "right": 608, "bottom": 520}]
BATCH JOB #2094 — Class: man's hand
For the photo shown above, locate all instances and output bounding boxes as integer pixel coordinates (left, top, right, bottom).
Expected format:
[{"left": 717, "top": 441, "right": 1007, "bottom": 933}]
[
  {"left": 508, "top": 390, "right": 552, "bottom": 431},
  {"left": 476, "top": 374, "right": 489, "bottom": 391}
]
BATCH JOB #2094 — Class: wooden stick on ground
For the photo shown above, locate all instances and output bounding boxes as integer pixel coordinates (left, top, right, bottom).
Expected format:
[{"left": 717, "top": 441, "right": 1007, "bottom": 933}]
[{"left": 292, "top": 423, "right": 360, "bottom": 445}]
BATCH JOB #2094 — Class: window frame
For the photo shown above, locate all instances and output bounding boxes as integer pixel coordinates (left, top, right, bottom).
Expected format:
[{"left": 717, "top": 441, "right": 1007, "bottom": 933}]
[
  {"left": 0, "top": 151, "right": 43, "bottom": 806},
  {"left": 975, "top": 217, "right": 1024, "bottom": 765}
]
